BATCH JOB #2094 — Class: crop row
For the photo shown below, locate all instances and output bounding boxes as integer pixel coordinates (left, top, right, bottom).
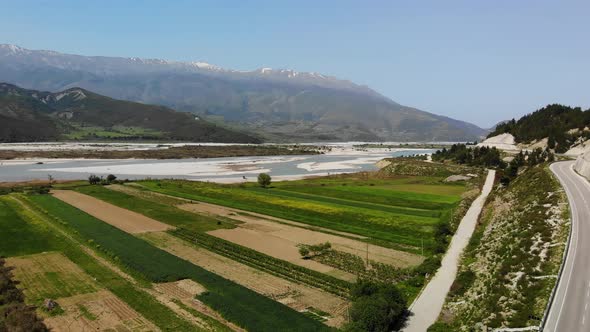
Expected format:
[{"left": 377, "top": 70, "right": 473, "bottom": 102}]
[
  {"left": 141, "top": 181, "right": 438, "bottom": 251},
  {"left": 170, "top": 227, "right": 352, "bottom": 297},
  {"left": 247, "top": 187, "right": 441, "bottom": 218},
  {"left": 307, "top": 248, "right": 410, "bottom": 284},
  {"left": 28, "top": 194, "right": 329, "bottom": 332}
]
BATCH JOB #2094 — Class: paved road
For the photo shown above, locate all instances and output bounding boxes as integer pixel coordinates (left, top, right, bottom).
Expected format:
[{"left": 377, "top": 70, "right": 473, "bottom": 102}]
[
  {"left": 403, "top": 170, "right": 496, "bottom": 332},
  {"left": 544, "top": 161, "right": 590, "bottom": 331}
]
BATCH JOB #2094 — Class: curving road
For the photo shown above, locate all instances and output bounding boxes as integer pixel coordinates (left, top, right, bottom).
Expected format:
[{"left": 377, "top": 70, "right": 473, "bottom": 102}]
[{"left": 544, "top": 161, "right": 590, "bottom": 331}]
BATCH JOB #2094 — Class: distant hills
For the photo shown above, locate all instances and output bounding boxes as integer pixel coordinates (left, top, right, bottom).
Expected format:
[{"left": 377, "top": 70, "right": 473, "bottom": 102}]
[
  {"left": 0, "top": 44, "right": 486, "bottom": 142},
  {"left": 0, "top": 83, "right": 260, "bottom": 143}
]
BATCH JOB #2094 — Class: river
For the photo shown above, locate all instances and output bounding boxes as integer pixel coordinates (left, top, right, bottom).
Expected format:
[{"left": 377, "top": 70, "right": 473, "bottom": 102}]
[{"left": 0, "top": 143, "right": 435, "bottom": 183}]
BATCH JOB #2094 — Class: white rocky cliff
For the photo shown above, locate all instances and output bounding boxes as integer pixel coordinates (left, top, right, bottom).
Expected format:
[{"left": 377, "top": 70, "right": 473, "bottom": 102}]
[{"left": 574, "top": 143, "right": 590, "bottom": 180}]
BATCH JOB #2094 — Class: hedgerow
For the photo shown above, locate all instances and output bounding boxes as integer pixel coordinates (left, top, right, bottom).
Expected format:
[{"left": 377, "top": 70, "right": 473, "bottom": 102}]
[{"left": 171, "top": 228, "right": 351, "bottom": 297}]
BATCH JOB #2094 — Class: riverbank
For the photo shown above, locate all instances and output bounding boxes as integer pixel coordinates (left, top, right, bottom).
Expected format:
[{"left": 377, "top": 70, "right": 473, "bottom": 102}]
[{"left": 0, "top": 144, "right": 321, "bottom": 160}]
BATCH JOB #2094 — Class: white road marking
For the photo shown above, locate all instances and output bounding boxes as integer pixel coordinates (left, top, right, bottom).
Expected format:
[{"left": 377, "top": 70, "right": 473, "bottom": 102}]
[{"left": 551, "top": 163, "right": 580, "bottom": 330}]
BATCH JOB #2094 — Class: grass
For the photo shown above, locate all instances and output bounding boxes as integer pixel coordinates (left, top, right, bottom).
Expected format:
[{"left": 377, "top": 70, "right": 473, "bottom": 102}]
[
  {"left": 170, "top": 299, "right": 232, "bottom": 332},
  {"left": 27, "top": 194, "right": 330, "bottom": 331},
  {"left": 70, "top": 186, "right": 350, "bottom": 296},
  {"left": 137, "top": 175, "right": 468, "bottom": 254},
  {"left": 77, "top": 304, "right": 97, "bottom": 321},
  {"left": 2, "top": 195, "right": 199, "bottom": 331},
  {"left": 63, "top": 125, "right": 165, "bottom": 140},
  {"left": 76, "top": 185, "right": 235, "bottom": 233},
  {"left": 0, "top": 197, "right": 60, "bottom": 256},
  {"left": 8, "top": 252, "right": 100, "bottom": 305}
]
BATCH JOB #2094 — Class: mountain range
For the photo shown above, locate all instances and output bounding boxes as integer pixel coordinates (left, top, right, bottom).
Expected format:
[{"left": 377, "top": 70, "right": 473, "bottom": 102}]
[
  {"left": 0, "top": 83, "right": 259, "bottom": 143},
  {"left": 0, "top": 44, "right": 487, "bottom": 142}
]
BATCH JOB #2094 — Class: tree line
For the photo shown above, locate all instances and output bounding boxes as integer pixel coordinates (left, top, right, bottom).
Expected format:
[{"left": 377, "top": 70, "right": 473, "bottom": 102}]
[
  {"left": 432, "top": 144, "right": 504, "bottom": 167},
  {"left": 489, "top": 104, "right": 590, "bottom": 153}
]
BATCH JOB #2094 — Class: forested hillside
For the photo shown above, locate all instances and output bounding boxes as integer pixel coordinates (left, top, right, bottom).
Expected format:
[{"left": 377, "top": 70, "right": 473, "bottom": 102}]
[
  {"left": 0, "top": 83, "right": 260, "bottom": 143},
  {"left": 489, "top": 104, "right": 590, "bottom": 152}
]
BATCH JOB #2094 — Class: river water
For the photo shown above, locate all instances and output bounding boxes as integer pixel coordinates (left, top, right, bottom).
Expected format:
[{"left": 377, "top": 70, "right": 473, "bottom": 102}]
[{"left": 0, "top": 149, "right": 434, "bottom": 183}]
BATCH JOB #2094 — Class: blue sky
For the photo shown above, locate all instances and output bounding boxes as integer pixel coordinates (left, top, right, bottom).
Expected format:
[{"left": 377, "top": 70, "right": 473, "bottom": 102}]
[{"left": 1, "top": 0, "right": 589, "bottom": 128}]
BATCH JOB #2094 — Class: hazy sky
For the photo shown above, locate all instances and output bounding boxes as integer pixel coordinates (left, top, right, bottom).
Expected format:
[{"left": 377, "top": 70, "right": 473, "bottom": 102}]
[{"left": 1, "top": 0, "right": 589, "bottom": 128}]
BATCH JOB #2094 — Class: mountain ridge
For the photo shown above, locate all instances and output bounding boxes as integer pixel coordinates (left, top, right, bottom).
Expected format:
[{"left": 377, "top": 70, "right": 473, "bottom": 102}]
[
  {"left": 0, "top": 82, "right": 260, "bottom": 143},
  {"left": 0, "top": 44, "right": 486, "bottom": 142}
]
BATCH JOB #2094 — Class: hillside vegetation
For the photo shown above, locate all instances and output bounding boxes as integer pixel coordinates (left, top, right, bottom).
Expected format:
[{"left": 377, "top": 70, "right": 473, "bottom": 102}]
[
  {"left": 489, "top": 104, "right": 590, "bottom": 152},
  {"left": 0, "top": 83, "right": 260, "bottom": 143},
  {"left": 431, "top": 165, "right": 568, "bottom": 330}
]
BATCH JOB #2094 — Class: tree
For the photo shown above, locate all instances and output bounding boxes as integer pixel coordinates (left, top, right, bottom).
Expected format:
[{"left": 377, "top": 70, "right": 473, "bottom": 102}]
[
  {"left": 88, "top": 174, "right": 100, "bottom": 185},
  {"left": 346, "top": 280, "right": 407, "bottom": 332},
  {"left": 106, "top": 174, "right": 117, "bottom": 183},
  {"left": 257, "top": 173, "right": 271, "bottom": 188}
]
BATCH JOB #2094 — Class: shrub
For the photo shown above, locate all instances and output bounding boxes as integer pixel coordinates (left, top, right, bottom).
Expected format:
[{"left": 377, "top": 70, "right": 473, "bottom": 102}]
[
  {"left": 88, "top": 175, "right": 100, "bottom": 185},
  {"left": 257, "top": 173, "right": 271, "bottom": 188},
  {"left": 346, "top": 280, "right": 407, "bottom": 332}
]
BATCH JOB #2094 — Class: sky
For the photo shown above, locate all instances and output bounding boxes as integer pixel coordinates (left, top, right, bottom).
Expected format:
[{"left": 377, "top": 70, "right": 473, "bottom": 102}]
[{"left": 1, "top": 0, "right": 589, "bottom": 128}]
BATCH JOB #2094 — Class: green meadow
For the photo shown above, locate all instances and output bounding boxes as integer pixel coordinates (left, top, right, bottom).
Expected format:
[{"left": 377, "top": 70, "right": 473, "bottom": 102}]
[{"left": 138, "top": 175, "right": 468, "bottom": 254}]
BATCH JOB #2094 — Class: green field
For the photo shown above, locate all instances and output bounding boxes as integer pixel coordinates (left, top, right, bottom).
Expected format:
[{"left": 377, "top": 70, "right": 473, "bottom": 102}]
[
  {"left": 63, "top": 124, "right": 165, "bottom": 140},
  {"left": 0, "top": 195, "right": 198, "bottom": 331},
  {"left": 75, "top": 185, "right": 352, "bottom": 296},
  {"left": 138, "top": 175, "right": 469, "bottom": 254},
  {"left": 27, "top": 194, "right": 330, "bottom": 332},
  {"left": 76, "top": 185, "right": 236, "bottom": 233},
  {"left": 0, "top": 198, "right": 61, "bottom": 257}
]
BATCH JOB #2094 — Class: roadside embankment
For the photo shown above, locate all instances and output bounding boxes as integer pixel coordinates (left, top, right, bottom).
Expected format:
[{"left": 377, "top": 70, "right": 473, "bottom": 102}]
[
  {"left": 574, "top": 144, "right": 590, "bottom": 180},
  {"left": 403, "top": 169, "right": 496, "bottom": 332},
  {"left": 430, "top": 165, "right": 569, "bottom": 331}
]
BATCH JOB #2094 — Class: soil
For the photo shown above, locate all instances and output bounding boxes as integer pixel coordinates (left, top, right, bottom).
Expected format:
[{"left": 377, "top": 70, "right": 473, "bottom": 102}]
[
  {"left": 152, "top": 280, "right": 244, "bottom": 332},
  {"left": 51, "top": 190, "right": 174, "bottom": 234},
  {"left": 141, "top": 231, "right": 350, "bottom": 328},
  {"left": 43, "top": 290, "right": 158, "bottom": 332},
  {"left": 6, "top": 252, "right": 157, "bottom": 331},
  {"left": 179, "top": 202, "right": 423, "bottom": 268}
]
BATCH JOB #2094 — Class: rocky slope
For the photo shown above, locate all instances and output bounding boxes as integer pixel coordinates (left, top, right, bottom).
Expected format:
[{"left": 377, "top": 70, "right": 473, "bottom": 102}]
[
  {"left": 0, "top": 44, "right": 486, "bottom": 142},
  {"left": 574, "top": 144, "right": 590, "bottom": 180}
]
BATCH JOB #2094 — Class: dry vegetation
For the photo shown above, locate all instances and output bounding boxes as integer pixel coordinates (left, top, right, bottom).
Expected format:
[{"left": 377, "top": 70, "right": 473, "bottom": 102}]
[
  {"left": 7, "top": 252, "right": 157, "bottom": 331},
  {"left": 140, "top": 231, "right": 350, "bottom": 328},
  {"left": 433, "top": 166, "right": 569, "bottom": 330}
]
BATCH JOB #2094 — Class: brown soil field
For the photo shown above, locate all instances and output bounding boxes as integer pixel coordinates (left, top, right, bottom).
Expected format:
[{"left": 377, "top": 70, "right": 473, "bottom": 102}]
[
  {"left": 141, "top": 231, "right": 350, "bottom": 328},
  {"left": 154, "top": 279, "right": 206, "bottom": 300},
  {"left": 51, "top": 190, "right": 174, "bottom": 233},
  {"left": 7, "top": 252, "right": 157, "bottom": 331},
  {"left": 152, "top": 280, "right": 243, "bottom": 332},
  {"left": 7, "top": 252, "right": 100, "bottom": 303},
  {"left": 44, "top": 290, "right": 158, "bottom": 332},
  {"left": 179, "top": 202, "right": 423, "bottom": 268}
]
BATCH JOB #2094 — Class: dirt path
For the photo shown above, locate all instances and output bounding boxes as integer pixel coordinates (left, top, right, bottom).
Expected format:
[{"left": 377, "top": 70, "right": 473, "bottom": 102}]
[
  {"left": 403, "top": 170, "right": 496, "bottom": 332},
  {"left": 141, "top": 231, "right": 350, "bottom": 328},
  {"left": 52, "top": 190, "right": 173, "bottom": 234}
]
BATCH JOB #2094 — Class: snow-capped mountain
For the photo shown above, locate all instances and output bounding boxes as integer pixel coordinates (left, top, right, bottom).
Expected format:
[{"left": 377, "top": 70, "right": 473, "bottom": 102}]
[{"left": 0, "top": 44, "right": 485, "bottom": 142}]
